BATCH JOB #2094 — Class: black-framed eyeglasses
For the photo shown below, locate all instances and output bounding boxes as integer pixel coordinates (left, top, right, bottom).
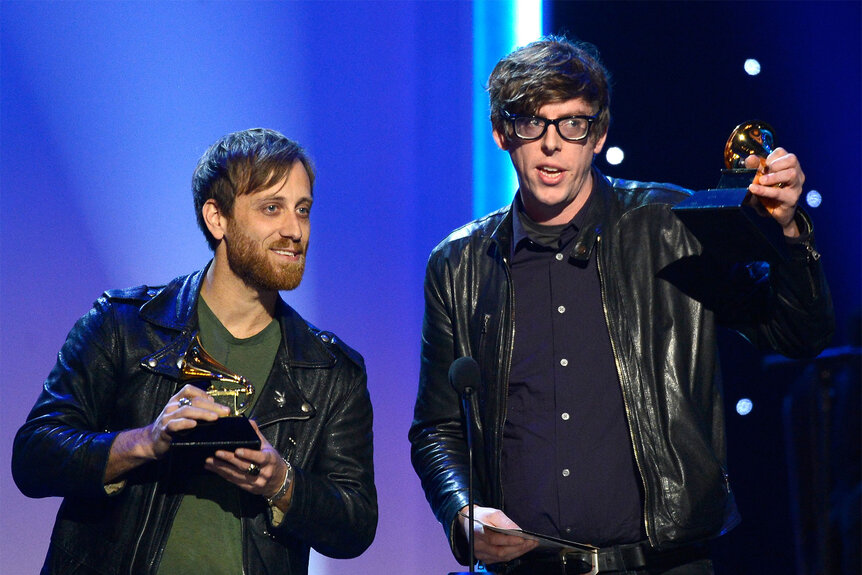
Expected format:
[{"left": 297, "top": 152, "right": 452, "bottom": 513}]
[{"left": 502, "top": 109, "right": 600, "bottom": 142}]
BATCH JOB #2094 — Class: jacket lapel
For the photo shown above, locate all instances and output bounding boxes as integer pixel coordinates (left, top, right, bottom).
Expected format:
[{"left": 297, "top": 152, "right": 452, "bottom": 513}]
[{"left": 136, "top": 265, "right": 334, "bottom": 424}]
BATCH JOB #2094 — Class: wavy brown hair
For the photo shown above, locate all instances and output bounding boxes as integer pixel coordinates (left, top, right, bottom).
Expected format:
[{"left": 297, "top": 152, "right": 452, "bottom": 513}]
[
  {"left": 488, "top": 36, "right": 611, "bottom": 144},
  {"left": 192, "top": 128, "right": 315, "bottom": 251}
]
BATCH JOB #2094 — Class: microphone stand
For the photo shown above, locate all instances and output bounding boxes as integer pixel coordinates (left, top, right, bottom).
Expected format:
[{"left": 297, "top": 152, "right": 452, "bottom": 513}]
[{"left": 449, "top": 385, "right": 476, "bottom": 575}]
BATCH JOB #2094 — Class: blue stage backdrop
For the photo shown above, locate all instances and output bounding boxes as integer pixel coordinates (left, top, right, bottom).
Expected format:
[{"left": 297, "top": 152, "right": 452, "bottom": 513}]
[
  {"left": 2, "top": 2, "right": 860, "bottom": 575},
  {"left": 1, "top": 2, "right": 474, "bottom": 573}
]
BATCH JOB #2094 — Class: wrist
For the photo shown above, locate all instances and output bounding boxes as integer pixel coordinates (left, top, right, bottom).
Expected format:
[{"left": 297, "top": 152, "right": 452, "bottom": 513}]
[
  {"left": 782, "top": 219, "right": 800, "bottom": 238},
  {"left": 117, "top": 427, "right": 159, "bottom": 462},
  {"left": 265, "top": 458, "right": 293, "bottom": 506}
]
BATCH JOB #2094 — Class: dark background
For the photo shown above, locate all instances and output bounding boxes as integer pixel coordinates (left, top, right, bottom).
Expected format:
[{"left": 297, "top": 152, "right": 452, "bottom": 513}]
[{"left": 549, "top": 2, "right": 861, "bottom": 573}]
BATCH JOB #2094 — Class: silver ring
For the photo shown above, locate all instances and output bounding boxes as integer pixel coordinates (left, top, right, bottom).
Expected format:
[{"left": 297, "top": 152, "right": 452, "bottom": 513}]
[
  {"left": 178, "top": 397, "right": 192, "bottom": 408},
  {"left": 246, "top": 463, "right": 261, "bottom": 476}
]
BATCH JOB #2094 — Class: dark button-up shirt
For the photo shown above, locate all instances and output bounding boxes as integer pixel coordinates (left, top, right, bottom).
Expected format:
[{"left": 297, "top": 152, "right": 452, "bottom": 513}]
[{"left": 501, "top": 193, "right": 645, "bottom": 546}]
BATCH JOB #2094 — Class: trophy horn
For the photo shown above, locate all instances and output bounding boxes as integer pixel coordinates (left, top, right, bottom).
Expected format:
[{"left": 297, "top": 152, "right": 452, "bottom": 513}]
[
  {"left": 179, "top": 335, "right": 255, "bottom": 415},
  {"left": 724, "top": 120, "right": 776, "bottom": 169}
]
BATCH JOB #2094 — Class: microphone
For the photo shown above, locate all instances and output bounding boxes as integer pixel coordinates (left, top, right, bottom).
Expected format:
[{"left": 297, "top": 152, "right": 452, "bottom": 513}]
[
  {"left": 448, "top": 356, "right": 481, "bottom": 575},
  {"left": 449, "top": 355, "right": 481, "bottom": 396}
]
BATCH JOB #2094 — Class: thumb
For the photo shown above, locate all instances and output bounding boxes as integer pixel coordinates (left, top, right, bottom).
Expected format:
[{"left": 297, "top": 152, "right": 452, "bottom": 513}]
[{"left": 743, "top": 154, "right": 762, "bottom": 170}]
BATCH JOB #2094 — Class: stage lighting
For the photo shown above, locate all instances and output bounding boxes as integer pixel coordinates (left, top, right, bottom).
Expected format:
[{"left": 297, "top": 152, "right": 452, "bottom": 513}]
[
  {"left": 736, "top": 398, "right": 754, "bottom": 416},
  {"left": 805, "top": 190, "right": 822, "bottom": 208},
  {"left": 605, "top": 146, "right": 624, "bottom": 166},
  {"left": 744, "top": 59, "right": 761, "bottom": 76},
  {"left": 473, "top": 0, "right": 542, "bottom": 217}
]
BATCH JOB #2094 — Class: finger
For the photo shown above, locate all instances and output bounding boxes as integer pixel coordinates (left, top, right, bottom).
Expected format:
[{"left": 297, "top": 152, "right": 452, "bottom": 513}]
[
  {"left": 749, "top": 179, "right": 800, "bottom": 205},
  {"left": 204, "top": 457, "right": 244, "bottom": 482},
  {"left": 474, "top": 537, "right": 535, "bottom": 563},
  {"left": 763, "top": 150, "right": 802, "bottom": 178},
  {"left": 759, "top": 167, "right": 802, "bottom": 190},
  {"left": 171, "top": 401, "right": 228, "bottom": 420},
  {"left": 175, "top": 384, "right": 215, "bottom": 401},
  {"left": 204, "top": 454, "right": 275, "bottom": 495},
  {"left": 170, "top": 386, "right": 223, "bottom": 413},
  {"left": 247, "top": 419, "right": 268, "bottom": 444},
  {"left": 480, "top": 529, "right": 531, "bottom": 547},
  {"left": 479, "top": 508, "right": 522, "bottom": 530},
  {"left": 743, "top": 154, "right": 761, "bottom": 170},
  {"left": 765, "top": 146, "right": 790, "bottom": 163},
  {"left": 163, "top": 417, "right": 199, "bottom": 435},
  {"left": 212, "top": 448, "right": 270, "bottom": 478},
  {"left": 206, "top": 455, "right": 259, "bottom": 481},
  {"left": 171, "top": 393, "right": 231, "bottom": 418}
]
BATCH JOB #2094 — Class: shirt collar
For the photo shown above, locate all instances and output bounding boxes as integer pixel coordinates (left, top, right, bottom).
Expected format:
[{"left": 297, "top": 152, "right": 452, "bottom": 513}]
[{"left": 512, "top": 190, "right": 594, "bottom": 254}]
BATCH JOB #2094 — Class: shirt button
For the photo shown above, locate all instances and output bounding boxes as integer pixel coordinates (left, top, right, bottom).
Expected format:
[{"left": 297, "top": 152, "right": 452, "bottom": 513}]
[
  {"left": 560, "top": 358, "right": 569, "bottom": 367},
  {"left": 561, "top": 412, "right": 570, "bottom": 421},
  {"left": 562, "top": 469, "right": 570, "bottom": 477},
  {"left": 557, "top": 305, "right": 566, "bottom": 314},
  {"left": 555, "top": 253, "right": 564, "bottom": 261}
]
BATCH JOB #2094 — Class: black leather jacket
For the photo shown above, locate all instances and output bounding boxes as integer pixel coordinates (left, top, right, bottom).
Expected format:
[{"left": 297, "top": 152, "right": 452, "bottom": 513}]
[
  {"left": 409, "top": 169, "right": 833, "bottom": 561},
  {"left": 13, "top": 267, "right": 377, "bottom": 575}
]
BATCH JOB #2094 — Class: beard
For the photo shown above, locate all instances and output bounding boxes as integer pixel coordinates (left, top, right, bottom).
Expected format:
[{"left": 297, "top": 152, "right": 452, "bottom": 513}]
[{"left": 224, "top": 219, "right": 307, "bottom": 292}]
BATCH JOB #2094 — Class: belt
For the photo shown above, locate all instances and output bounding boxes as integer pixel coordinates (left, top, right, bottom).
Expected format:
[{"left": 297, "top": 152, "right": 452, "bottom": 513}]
[{"left": 487, "top": 541, "right": 709, "bottom": 575}]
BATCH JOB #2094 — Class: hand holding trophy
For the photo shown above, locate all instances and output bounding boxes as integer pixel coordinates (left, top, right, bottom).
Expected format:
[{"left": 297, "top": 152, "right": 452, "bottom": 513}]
[
  {"left": 723, "top": 120, "right": 782, "bottom": 214},
  {"left": 179, "top": 335, "right": 255, "bottom": 416},
  {"left": 672, "top": 120, "right": 788, "bottom": 262},
  {"left": 171, "top": 335, "right": 261, "bottom": 463}
]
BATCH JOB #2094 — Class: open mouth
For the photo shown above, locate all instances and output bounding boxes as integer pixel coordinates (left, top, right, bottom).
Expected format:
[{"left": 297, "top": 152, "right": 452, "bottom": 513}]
[
  {"left": 271, "top": 247, "right": 303, "bottom": 260},
  {"left": 537, "top": 166, "right": 565, "bottom": 183}
]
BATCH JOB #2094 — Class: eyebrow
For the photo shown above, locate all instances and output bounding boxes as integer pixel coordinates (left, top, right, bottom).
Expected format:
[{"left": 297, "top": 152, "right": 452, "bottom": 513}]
[
  {"left": 530, "top": 111, "right": 596, "bottom": 119},
  {"left": 250, "top": 191, "right": 313, "bottom": 204}
]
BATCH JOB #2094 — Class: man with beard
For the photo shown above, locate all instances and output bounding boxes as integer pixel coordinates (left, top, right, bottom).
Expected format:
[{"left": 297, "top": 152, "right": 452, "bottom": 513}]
[{"left": 12, "top": 128, "right": 377, "bottom": 575}]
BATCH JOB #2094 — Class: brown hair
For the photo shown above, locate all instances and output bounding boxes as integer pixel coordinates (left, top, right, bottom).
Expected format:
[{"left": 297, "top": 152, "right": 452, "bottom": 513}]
[
  {"left": 488, "top": 36, "right": 611, "bottom": 143},
  {"left": 192, "top": 128, "right": 315, "bottom": 251}
]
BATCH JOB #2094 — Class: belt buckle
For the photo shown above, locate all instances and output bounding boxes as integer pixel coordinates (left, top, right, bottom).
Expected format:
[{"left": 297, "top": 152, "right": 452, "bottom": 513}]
[{"left": 559, "top": 548, "right": 599, "bottom": 575}]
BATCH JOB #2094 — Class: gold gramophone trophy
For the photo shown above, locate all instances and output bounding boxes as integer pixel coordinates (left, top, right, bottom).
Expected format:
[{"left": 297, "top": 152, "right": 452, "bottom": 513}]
[
  {"left": 170, "top": 335, "right": 261, "bottom": 456},
  {"left": 671, "top": 120, "right": 788, "bottom": 262}
]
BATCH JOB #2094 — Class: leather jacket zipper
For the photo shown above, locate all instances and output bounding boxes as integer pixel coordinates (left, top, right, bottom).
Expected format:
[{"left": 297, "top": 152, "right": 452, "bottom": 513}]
[
  {"left": 595, "top": 234, "right": 654, "bottom": 546},
  {"left": 804, "top": 241, "right": 822, "bottom": 297},
  {"left": 496, "top": 254, "right": 516, "bottom": 510},
  {"left": 131, "top": 328, "right": 195, "bottom": 574},
  {"left": 129, "top": 481, "right": 159, "bottom": 574},
  {"left": 239, "top": 506, "right": 249, "bottom": 575}
]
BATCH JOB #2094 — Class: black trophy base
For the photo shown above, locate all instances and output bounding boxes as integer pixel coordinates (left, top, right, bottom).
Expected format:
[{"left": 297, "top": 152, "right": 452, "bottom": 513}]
[
  {"left": 170, "top": 416, "right": 260, "bottom": 470},
  {"left": 672, "top": 169, "right": 788, "bottom": 262}
]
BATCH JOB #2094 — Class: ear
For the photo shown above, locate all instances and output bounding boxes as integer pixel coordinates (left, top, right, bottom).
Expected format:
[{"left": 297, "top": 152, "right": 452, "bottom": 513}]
[
  {"left": 492, "top": 126, "right": 510, "bottom": 151},
  {"left": 592, "top": 129, "right": 608, "bottom": 155},
  {"left": 202, "top": 199, "right": 227, "bottom": 242}
]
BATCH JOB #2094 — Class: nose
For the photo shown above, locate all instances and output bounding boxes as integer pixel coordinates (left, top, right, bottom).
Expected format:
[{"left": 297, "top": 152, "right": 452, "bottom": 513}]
[
  {"left": 541, "top": 122, "right": 562, "bottom": 153},
  {"left": 279, "top": 213, "right": 303, "bottom": 241}
]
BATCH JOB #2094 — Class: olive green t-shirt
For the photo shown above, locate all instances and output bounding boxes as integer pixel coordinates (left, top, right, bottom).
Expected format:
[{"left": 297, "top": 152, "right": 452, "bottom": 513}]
[{"left": 157, "top": 297, "right": 281, "bottom": 574}]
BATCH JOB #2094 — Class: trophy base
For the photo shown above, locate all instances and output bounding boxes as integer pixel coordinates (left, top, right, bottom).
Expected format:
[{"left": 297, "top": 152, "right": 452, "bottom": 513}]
[
  {"left": 170, "top": 416, "right": 261, "bottom": 469},
  {"left": 672, "top": 168, "right": 788, "bottom": 263}
]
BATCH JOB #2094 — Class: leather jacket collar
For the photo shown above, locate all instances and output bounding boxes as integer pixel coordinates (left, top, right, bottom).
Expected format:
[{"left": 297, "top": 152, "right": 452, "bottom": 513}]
[
  {"left": 139, "top": 263, "right": 335, "bottom": 370},
  {"left": 490, "top": 168, "right": 613, "bottom": 265}
]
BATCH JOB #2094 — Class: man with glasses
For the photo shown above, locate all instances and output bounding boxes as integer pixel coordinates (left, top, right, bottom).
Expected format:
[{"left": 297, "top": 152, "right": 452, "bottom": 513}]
[{"left": 409, "top": 36, "right": 833, "bottom": 574}]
